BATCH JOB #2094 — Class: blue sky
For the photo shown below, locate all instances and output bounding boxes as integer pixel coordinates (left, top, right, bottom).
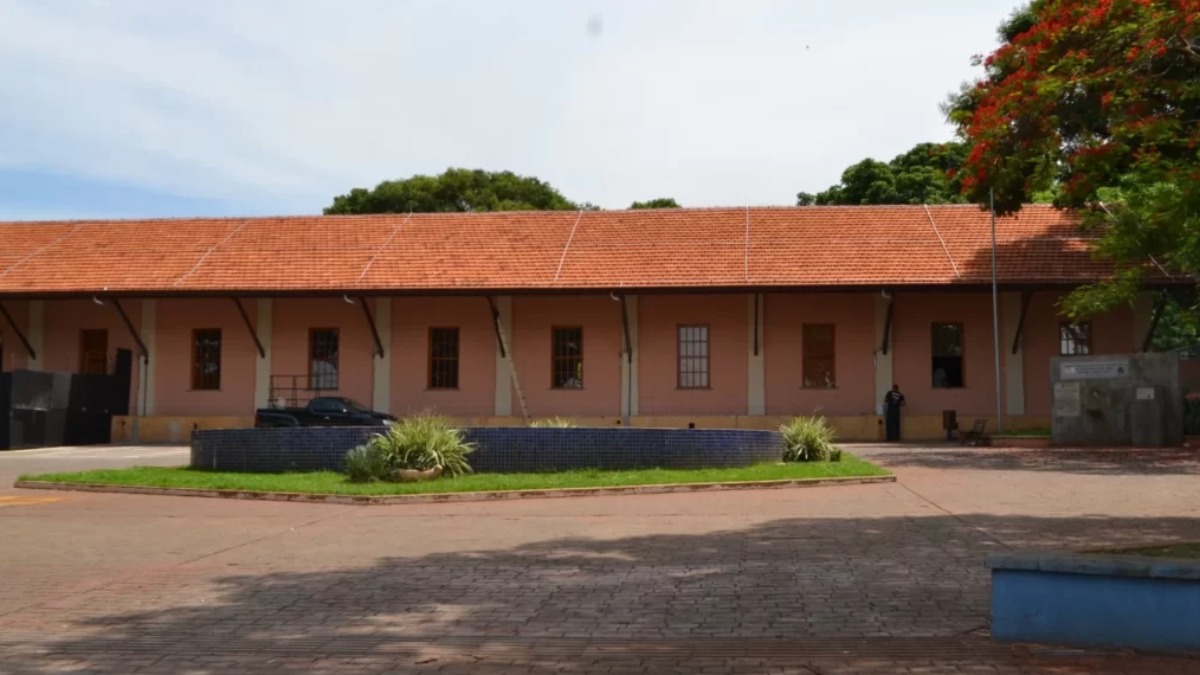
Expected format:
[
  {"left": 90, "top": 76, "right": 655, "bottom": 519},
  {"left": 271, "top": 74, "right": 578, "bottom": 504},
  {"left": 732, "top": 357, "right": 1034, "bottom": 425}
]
[{"left": 0, "top": 0, "right": 1022, "bottom": 220}]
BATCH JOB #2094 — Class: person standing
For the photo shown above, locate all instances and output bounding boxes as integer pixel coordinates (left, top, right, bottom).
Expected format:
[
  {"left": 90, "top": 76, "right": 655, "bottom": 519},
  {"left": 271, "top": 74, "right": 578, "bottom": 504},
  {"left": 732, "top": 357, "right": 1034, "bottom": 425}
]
[{"left": 883, "top": 384, "right": 905, "bottom": 442}]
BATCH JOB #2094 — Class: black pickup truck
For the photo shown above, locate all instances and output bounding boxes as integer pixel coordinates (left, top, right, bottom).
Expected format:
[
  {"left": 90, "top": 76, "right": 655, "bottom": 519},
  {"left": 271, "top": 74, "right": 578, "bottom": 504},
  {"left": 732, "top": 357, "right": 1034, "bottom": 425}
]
[{"left": 254, "top": 397, "right": 395, "bottom": 428}]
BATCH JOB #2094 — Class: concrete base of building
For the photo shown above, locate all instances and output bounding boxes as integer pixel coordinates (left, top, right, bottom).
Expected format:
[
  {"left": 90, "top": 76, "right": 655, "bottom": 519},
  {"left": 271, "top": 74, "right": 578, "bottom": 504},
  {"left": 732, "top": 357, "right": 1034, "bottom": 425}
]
[
  {"left": 111, "top": 416, "right": 255, "bottom": 444},
  {"left": 112, "top": 414, "right": 1054, "bottom": 444},
  {"left": 990, "top": 436, "right": 1053, "bottom": 449}
]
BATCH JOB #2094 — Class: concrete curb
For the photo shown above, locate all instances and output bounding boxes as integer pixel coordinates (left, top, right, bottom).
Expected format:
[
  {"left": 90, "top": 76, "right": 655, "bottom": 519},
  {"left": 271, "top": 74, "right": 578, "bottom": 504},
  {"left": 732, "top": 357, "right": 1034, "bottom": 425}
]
[{"left": 13, "top": 474, "right": 895, "bottom": 505}]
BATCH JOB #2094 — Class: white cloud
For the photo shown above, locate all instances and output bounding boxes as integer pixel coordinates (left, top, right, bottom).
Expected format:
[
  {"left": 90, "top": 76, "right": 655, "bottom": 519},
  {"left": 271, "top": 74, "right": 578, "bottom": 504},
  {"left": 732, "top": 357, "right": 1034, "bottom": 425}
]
[{"left": 0, "top": 0, "right": 1018, "bottom": 213}]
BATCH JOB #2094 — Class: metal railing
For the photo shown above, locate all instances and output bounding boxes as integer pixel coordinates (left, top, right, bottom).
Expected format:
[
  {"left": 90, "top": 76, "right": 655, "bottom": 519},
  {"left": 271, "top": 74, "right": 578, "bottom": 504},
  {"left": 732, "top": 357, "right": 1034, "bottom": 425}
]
[{"left": 268, "top": 375, "right": 335, "bottom": 409}]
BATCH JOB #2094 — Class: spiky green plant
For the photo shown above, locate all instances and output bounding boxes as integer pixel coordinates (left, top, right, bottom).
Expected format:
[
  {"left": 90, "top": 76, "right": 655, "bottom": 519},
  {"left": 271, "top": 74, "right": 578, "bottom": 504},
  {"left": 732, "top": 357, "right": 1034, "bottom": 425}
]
[
  {"left": 529, "top": 417, "right": 578, "bottom": 428},
  {"left": 780, "top": 416, "right": 838, "bottom": 463},
  {"left": 343, "top": 415, "right": 475, "bottom": 481},
  {"left": 380, "top": 414, "right": 475, "bottom": 477}
]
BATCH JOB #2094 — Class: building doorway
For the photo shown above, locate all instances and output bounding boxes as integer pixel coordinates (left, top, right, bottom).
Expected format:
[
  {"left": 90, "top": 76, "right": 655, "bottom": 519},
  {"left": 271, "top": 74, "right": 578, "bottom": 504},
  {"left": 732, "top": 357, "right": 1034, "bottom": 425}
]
[{"left": 80, "top": 330, "right": 108, "bottom": 375}]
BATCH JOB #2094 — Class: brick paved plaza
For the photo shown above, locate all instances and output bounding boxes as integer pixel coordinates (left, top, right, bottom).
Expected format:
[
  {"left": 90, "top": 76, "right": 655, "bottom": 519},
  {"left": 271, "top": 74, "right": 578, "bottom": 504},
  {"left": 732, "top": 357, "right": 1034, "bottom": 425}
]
[{"left": 1, "top": 444, "right": 1199, "bottom": 674}]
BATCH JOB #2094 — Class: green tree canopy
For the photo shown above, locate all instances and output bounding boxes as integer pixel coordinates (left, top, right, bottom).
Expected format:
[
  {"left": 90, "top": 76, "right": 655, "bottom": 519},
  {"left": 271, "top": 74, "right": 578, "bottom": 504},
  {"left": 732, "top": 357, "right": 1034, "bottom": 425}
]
[
  {"left": 629, "top": 198, "right": 681, "bottom": 209},
  {"left": 796, "top": 142, "right": 968, "bottom": 206},
  {"left": 947, "top": 0, "right": 1200, "bottom": 316},
  {"left": 325, "top": 168, "right": 581, "bottom": 214}
]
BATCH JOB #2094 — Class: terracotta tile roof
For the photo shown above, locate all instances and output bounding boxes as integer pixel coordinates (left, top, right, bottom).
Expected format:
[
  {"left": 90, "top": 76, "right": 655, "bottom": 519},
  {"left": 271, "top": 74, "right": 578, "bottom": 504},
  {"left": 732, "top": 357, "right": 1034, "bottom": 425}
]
[{"left": 0, "top": 205, "right": 1122, "bottom": 295}]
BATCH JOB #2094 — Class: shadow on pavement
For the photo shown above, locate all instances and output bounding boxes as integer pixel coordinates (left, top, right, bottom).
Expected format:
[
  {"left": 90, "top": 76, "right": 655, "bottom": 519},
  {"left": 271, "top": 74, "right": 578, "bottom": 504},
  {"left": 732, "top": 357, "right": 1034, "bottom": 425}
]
[
  {"left": 2, "top": 513, "right": 1199, "bottom": 673},
  {"left": 863, "top": 446, "right": 1200, "bottom": 476}
]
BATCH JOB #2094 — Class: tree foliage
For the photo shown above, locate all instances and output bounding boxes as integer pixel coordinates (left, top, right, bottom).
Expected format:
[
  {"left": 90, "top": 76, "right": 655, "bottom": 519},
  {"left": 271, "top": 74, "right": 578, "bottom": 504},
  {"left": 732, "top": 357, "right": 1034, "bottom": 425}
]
[
  {"left": 325, "top": 168, "right": 581, "bottom": 214},
  {"left": 948, "top": 0, "right": 1200, "bottom": 316},
  {"left": 796, "top": 142, "right": 968, "bottom": 206},
  {"left": 629, "top": 197, "right": 681, "bottom": 209}
]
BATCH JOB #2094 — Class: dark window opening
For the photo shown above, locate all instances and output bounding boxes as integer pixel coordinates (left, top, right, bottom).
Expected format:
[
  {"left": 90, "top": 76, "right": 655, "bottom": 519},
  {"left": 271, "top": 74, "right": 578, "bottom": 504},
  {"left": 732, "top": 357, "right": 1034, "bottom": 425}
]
[
  {"left": 80, "top": 329, "right": 108, "bottom": 375},
  {"left": 192, "top": 329, "right": 222, "bottom": 390},
  {"left": 1060, "top": 322, "right": 1092, "bottom": 356},
  {"left": 678, "top": 325, "right": 710, "bottom": 389},
  {"left": 551, "top": 327, "right": 583, "bottom": 389},
  {"left": 803, "top": 323, "right": 836, "bottom": 389},
  {"left": 429, "top": 327, "right": 460, "bottom": 389},
  {"left": 309, "top": 328, "right": 339, "bottom": 391},
  {"left": 931, "top": 323, "right": 964, "bottom": 388}
]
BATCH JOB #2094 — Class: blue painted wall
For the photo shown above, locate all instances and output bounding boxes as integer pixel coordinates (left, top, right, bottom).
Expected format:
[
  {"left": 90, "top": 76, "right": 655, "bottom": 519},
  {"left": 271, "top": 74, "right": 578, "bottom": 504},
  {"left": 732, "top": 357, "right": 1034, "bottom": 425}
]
[{"left": 992, "top": 569, "right": 1200, "bottom": 653}]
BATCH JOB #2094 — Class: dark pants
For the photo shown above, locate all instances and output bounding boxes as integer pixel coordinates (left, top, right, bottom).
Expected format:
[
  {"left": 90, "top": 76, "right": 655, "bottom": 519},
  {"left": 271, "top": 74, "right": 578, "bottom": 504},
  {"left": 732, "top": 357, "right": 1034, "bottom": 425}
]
[{"left": 885, "top": 409, "right": 901, "bottom": 441}]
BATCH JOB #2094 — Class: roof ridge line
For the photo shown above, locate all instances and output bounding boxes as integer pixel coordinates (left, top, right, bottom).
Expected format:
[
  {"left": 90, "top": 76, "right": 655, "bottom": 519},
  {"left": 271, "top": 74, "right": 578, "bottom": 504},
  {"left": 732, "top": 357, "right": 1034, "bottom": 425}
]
[
  {"left": 173, "top": 220, "right": 251, "bottom": 288},
  {"left": 357, "top": 212, "right": 413, "bottom": 283},
  {"left": 0, "top": 223, "right": 84, "bottom": 280},
  {"left": 924, "top": 204, "right": 961, "bottom": 279},
  {"left": 553, "top": 210, "right": 585, "bottom": 283}
]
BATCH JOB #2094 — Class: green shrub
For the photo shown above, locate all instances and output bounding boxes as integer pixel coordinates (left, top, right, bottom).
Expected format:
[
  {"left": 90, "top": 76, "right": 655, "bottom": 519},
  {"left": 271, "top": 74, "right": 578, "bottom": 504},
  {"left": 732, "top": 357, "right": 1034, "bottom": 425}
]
[
  {"left": 780, "top": 416, "right": 838, "bottom": 462},
  {"left": 343, "top": 414, "right": 475, "bottom": 481},
  {"left": 344, "top": 441, "right": 392, "bottom": 483},
  {"left": 529, "top": 417, "right": 577, "bottom": 428},
  {"left": 380, "top": 414, "right": 476, "bottom": 477}
]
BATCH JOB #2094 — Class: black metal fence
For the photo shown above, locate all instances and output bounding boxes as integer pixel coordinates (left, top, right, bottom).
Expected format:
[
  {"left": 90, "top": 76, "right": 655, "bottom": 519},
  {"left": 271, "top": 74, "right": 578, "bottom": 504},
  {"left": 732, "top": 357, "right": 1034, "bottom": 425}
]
[
  {"left": 0, "top": 350, "right": 132, "bottom": 450},
  {"left": 268, "top": 374, "right": 333, "bottom": 409}
]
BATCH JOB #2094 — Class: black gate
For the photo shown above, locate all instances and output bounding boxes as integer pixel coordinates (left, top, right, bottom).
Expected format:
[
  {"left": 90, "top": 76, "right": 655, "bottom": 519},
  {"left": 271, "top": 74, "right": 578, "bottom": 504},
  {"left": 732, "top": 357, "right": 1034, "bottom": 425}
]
[{"left": 0, "top": 349, "right": 132, "bottom": 450}]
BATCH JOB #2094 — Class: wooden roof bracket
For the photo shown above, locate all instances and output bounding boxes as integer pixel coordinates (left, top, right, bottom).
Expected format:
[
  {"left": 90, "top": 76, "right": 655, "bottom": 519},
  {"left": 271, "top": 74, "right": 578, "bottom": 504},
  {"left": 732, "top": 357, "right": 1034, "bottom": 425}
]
[
  {"left": 1142, "top": 292, "right": 1168, "bottom": 353},
  {"left": 880, "top": 290, "right": 895, "bottom": 356},
  {"left": 1011, "top": 291, "right": 1034, "bottom": 355},
  {"left": 231, "top": 298, "right": 266, "bottom": 359},
  {"left": 0, "top": 300, "right": 37, "bottom": 360},
  {"left": 486, "top": 296, "right": 529, "bottom": 422},
  {"left": 487, "top": 296, "right": 507, "bottom": 359},
  {"left": 107, "top": 298, "right": 148, "bottom": 362},
  {"left": 355, "top": 297, "right": 384, "bottom": 358}
]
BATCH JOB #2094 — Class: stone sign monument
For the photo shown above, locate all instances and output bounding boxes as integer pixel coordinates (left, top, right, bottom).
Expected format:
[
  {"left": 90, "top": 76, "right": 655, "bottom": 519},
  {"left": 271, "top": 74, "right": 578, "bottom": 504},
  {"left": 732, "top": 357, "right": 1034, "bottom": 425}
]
[{"left": 1050, "top": 353, "right": 1181, "bottom": 447}]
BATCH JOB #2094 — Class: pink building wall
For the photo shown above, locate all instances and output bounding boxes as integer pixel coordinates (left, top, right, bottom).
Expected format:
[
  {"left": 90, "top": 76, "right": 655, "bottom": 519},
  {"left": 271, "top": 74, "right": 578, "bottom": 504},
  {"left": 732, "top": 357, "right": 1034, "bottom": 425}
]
[
  {"left": 1, "top": 300, "right": 30, "bottom": 372},
  {"left": 390, "top": 297, "right": 496, "bottom": 417},
  {"left": 639, "top": 294, "right": 748, "bottom": 416},
  {"left": 512, "top": 296, "right": 622, "bottom": 417},
  {"left": 271, "top": 298, "right": 375, "bottom": 407},
  {"left": 891, "top": 293, "right": 1003, "bottom": 416},
  {"left": 154, "top": 299, "right": 259, "bottom": 416},
  {"left": 41, "top": 299, "right": 143, "bottom": 412},
  {"left": 15, "top": 290, "right": 1159, "bottom": 424},
  {"left": 764, "top": 293, "right": 876, "bottom": 416},
  {"left": 1023, "top": 292, "right": 1135, "bottom": 415}
]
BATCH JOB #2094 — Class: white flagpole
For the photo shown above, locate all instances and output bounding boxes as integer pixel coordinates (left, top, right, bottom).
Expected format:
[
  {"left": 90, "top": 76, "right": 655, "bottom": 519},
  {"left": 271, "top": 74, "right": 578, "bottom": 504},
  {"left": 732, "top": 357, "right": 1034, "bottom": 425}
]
[{"left": 991, "top": 188, "right": 1004, "bottom": 433}]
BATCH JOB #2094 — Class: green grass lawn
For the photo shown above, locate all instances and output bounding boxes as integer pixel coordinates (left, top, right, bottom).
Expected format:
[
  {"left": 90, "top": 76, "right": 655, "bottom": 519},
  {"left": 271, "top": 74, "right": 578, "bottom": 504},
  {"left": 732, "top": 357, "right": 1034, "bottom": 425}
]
[
  {"left": 20, "top": 455, "right": 889, "bottom": 497},
  {"left": 1105, "top": 543, "right": 1200, "bottom": 560}
]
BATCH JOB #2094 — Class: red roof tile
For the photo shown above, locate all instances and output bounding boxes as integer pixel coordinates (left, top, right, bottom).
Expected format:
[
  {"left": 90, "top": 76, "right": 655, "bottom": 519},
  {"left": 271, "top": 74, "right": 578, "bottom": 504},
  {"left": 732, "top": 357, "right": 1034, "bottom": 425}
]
[{"left": 0, "top": 205, "right": 1121, "bottom": 295}]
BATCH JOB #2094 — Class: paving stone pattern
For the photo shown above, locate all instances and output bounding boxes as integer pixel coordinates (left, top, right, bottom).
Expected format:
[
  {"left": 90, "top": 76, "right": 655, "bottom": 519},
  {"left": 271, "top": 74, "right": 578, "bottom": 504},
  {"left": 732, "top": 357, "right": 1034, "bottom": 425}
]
[{"left": 2, "top": 444, "right": 1200, "bottom": 673}]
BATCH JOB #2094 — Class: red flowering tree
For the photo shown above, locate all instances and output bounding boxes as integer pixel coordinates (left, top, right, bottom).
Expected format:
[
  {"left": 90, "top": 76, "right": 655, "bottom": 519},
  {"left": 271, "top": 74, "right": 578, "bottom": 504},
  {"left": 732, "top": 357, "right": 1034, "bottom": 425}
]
[{"left": 948, "top": 0, "right": 1200, "bottom": 314}]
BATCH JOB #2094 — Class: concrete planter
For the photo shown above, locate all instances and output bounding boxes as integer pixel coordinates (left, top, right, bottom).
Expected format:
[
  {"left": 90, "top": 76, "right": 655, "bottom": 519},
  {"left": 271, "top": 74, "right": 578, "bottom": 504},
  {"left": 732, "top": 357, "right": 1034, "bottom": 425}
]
[
  {"left": 393, "top": 467, "right": 442, "bottom": 482},
  {"left": 987, "top": 548, "right": 1200, "bottom": 653},
  {"left": 989, "top": 435, "right": 1051, "bottom": 449}
]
